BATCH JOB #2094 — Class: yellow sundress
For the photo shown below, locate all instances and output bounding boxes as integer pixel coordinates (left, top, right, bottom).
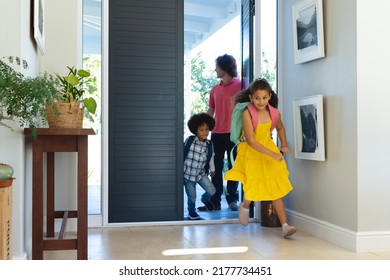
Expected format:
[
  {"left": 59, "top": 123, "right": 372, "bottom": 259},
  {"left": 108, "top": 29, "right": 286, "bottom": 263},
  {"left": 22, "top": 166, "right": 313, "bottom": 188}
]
[{"left": 225, "top": 120, "right": 293, "bottom": 201}]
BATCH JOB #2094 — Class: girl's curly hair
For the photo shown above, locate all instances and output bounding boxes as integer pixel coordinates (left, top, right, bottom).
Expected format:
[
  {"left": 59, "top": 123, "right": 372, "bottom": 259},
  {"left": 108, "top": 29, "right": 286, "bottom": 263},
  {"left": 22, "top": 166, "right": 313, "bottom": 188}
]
[
  {"left": 234, "top": 78, "right": 278, "bottom": 108},
  {"left": 187, "top": 113, "right": 215, "bottom": 134}
]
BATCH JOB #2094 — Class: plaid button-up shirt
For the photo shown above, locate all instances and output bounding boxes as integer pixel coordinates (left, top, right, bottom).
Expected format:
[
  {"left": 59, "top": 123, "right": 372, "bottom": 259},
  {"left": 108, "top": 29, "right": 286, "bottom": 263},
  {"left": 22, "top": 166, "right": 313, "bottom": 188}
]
[{"left": 183, "top": 137, "right": 214, "bottom": 182}]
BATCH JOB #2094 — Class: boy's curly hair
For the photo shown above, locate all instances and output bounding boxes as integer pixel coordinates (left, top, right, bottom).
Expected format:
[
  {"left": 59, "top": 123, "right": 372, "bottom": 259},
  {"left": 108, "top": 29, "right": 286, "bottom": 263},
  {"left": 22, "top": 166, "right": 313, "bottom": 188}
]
[{"left": 187, "top": 113, "right": 215, "bottom": 135}]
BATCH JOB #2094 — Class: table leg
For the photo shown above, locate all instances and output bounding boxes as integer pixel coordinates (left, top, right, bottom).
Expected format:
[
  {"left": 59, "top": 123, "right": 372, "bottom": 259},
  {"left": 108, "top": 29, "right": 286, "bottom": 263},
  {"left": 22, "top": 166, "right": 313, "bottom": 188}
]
[
  {"left": 32, "top": 137, "right": 44, "bottom": 260},
  {"left": 77, "top": 135, "right": 88, "bottom": 260},
  {"left": 46, "top": 152, "right": 55, "bottom": 237}
]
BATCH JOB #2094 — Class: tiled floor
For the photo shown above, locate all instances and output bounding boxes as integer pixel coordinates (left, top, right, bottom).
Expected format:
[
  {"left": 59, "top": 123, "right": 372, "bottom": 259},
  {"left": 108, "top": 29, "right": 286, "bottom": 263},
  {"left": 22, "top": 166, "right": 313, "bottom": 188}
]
[
  {"left": 43, "top": 222, "right": 390, "bottom": 260},
  {"left": 58, "top": 185, "right": 390, "bottom": 261}
]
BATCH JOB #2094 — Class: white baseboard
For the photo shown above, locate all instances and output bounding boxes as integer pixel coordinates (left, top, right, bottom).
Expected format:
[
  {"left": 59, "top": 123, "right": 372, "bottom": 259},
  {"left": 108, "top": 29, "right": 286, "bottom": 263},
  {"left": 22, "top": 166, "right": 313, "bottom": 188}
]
[
  {"left": 356, "top": 231, "right": 390, "bottom": 252},
  {"left": 287, "top": 209, "right": 390, "bottom": 252}
]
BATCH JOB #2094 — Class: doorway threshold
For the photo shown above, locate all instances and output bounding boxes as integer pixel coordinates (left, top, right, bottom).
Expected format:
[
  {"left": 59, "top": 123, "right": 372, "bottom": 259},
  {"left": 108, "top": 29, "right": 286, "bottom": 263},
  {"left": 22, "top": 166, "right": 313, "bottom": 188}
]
[{"left": 101, "top": 218, "right": 259, "bottom": 228}]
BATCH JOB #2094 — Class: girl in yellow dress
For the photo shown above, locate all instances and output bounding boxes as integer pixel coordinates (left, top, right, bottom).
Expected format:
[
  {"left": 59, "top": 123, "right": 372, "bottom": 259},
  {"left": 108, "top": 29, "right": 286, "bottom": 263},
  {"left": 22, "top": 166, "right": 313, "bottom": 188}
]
[{"left": 225, "top": 78, "right": 296, "bottom": 238}]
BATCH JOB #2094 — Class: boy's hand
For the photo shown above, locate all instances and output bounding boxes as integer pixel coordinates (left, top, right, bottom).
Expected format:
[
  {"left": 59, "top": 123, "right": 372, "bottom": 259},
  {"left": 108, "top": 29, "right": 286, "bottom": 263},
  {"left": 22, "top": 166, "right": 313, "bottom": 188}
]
[
  {"left": 280, "top": 146, "right": 290, "bottom": 154},
  {"left": 209, "top": 171, "right": 215, "bottom": 178}
]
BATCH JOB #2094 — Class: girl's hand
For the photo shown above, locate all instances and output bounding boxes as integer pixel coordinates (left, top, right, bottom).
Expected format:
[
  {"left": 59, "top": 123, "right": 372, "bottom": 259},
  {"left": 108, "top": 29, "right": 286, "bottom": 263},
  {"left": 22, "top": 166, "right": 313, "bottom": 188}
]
[
  {"left": 280, "top": 146, "right": 290, "bottom": 154},
  {"left": 273, "top": 152, "right": 284, "bottom": 162}
]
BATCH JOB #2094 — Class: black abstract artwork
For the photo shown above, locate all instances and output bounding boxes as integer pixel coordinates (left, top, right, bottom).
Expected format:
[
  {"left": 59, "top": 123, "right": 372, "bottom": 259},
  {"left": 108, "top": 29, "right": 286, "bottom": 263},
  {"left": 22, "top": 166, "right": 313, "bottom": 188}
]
[{"left": 299, "top": 104, "right": 317, "bottom": 153}]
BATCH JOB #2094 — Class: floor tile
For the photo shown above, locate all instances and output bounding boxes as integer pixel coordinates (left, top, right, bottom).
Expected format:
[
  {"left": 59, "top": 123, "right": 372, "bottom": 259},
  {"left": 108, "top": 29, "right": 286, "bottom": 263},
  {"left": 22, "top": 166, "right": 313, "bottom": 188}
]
[{"left": 42, "top": 223, "right": 390, "bottom": 260}]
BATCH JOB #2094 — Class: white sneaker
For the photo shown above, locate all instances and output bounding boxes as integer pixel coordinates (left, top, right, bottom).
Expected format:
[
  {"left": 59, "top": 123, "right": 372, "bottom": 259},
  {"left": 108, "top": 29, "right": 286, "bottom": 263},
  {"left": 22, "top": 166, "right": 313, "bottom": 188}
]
[
  {"left": 282, "top": 224, "right": 296, "bottom": 238},
  {"left": 239, "top": 204, "right": 249, "bottom": 226}
]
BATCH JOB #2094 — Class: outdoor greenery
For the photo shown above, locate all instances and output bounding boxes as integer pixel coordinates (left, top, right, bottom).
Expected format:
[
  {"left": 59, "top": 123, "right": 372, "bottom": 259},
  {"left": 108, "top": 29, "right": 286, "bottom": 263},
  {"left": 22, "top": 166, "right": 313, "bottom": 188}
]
[
  {"left": 189, "top": 52, "right": 219, "bottom": 115},
  {"left": 82, "top": 54, "right": 102, "bottom": 185},
  {"left": 260, "top": 50, "right": 277, "bottom": 90},
  {"left": 188, "top": 51, "right": 276, "bottom": 116},
  {"left": 82, "top": 55, "right": 101, "bottom": 128}
]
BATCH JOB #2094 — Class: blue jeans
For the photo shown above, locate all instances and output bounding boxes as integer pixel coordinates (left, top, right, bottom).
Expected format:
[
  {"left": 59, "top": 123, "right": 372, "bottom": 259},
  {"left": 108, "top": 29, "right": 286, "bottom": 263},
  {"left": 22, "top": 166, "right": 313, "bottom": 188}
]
[{"left": 184, "top": 175, "right": 216, "bottom": 213}]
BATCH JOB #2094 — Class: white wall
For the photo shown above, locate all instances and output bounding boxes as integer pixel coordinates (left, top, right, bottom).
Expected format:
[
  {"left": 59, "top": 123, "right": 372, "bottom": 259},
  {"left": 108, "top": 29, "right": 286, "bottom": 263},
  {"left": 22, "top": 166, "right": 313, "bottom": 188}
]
[
  {"left": 0, "top": 0, "right": 38, "bottom": 260},
  {"left": 40, "top": 0, "right": 81, "bottom": 215},
  {"left": 356, "top": 0, "right": 390, "bottom": 250},
  {"left": 0, "top": 0, "right": 80, "bottom": 259},
  {"left": 279, "top": 0, "right": 390, "bottom": 251},
  {"left": 41, "top": 0, "right": 81, "bottom": 73}
]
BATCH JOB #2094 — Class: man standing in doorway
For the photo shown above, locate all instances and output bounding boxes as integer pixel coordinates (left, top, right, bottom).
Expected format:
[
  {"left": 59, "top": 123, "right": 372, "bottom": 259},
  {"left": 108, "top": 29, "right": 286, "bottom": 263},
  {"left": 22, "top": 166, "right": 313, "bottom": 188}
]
[{"left": 199, "top": 54, "right": 241, "bottom": 212}]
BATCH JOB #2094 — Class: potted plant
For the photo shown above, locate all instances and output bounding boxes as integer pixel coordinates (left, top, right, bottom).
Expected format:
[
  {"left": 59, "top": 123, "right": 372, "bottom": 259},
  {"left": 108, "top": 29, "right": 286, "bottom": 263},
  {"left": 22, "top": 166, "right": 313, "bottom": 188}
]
[
  {"left": 0, "top": 56, "right": 59, "bottom": 137},
  {"left": 46, "top": 66, "right": 97, "bottom": 128}
]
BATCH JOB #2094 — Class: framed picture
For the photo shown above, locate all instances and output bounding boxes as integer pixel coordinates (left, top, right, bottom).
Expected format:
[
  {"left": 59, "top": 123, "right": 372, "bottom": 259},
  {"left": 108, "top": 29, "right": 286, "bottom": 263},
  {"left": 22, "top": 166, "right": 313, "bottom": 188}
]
[
  {"left": 292, "top": 0, "right": 324, "bottom": 64},
  {"left": 293, "top": 95, "right": 325, "bottom": 161},
  {"left": 34, "top": 0, "right": 45, "bottom": 55}
]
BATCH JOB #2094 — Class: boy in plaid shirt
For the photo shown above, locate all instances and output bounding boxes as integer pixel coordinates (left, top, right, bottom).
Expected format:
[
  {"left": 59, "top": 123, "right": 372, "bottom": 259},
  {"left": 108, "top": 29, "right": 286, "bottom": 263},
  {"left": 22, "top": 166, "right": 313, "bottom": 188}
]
[{"left": 184, "top": 113, "right": 216, "bottom": 220}]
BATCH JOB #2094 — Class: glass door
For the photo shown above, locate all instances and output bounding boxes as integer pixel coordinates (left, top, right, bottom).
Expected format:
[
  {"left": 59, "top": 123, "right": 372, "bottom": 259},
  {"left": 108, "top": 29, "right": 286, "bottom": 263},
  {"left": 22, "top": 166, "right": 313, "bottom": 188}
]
[{"left": 83, "top": 0, "right": 102, "bottom": 222}]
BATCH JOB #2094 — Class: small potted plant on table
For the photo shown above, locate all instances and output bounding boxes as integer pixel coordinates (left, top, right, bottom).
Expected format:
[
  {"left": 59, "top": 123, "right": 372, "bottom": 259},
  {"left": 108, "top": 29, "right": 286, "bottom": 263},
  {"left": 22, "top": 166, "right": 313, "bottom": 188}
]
[{"left": 46, "top": 66, "right": 97, "bottom": 128}]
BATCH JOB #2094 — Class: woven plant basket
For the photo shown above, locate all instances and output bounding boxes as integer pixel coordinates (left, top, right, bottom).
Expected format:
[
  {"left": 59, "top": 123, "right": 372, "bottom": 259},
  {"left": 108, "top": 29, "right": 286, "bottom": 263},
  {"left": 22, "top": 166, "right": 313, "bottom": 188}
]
[{"left": 45, "top": 102, "right": 84, "bottom": 128}]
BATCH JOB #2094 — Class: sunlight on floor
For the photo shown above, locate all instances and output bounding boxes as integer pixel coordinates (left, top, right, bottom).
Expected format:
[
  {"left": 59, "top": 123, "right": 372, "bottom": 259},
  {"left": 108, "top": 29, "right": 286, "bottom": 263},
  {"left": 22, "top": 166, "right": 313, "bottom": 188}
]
[{"left": 162, "top": 246, "right": 248, "bottom": 256}]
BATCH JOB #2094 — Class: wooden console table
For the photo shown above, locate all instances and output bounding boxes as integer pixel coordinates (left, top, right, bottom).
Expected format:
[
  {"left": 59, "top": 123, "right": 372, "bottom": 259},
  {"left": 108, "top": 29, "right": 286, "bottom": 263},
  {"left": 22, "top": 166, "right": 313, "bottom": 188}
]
[{"left": 24, "top": 128, "right": 95, "bottom": 260}]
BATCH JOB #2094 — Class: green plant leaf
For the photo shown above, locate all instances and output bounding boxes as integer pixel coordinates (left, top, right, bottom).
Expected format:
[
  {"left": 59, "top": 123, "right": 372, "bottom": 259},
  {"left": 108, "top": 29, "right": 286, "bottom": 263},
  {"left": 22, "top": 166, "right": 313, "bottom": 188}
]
[
  {"left": 83, "top": 97, "right": 97, "bottom": 114},
  {"left": 78, "top": 69, "right": 90, "bottom": 78},
  {"left": 1, "top": 56, "right": 59, "bottom": 137},
  {"left": 64, "top": 74, "right": 80, "bottom": 86}
]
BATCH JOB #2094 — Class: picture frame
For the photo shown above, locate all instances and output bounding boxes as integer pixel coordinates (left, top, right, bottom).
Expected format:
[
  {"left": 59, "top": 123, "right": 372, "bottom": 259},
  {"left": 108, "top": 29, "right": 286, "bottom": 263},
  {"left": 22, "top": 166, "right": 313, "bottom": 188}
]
[
  {"left": 34, "top": 0, "right": 45, "bottom": 55},
  {"left": 293, "top": 95, "right": 325, "bottom": 161},
  {"left": 292, "top": 0, "right": 324, "bottom": 64}
]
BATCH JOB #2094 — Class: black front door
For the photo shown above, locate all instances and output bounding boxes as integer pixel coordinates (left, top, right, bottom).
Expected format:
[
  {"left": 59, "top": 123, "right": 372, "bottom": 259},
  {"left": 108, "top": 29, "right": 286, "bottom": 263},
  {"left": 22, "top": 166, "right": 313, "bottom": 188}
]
[{"left": 108, "top": 0, "right": 184, "bottom": 223}]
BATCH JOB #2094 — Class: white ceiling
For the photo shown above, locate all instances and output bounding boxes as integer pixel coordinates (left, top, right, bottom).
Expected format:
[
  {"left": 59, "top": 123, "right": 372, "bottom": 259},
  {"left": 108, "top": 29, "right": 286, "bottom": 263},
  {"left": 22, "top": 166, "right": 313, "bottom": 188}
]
[
  {"left": 83, "top": 0, "right": 240, "bottom": 54},
  {"left": 184, "top": 0, "right": 240, "bottom": 50}
]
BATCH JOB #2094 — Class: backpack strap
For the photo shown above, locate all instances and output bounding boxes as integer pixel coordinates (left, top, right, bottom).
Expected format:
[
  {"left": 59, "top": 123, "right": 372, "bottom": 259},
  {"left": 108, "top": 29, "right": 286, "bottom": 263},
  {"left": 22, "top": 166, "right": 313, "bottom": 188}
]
[
  {"left": 206, "top": 141, "right": 213, "bottom": 163},
  {"left": 204, "top": 141, "right": 213, "bottom": 173},
  {"left": 247, "top": 103, "right": 258, "bottom": 130},
  {"left": 268, "top": 104, "right": 279, "bottom": 131},
  {"left": 183, "top": 135, "right": 195, "bottom": 162},
  {"left": 248, "top": 103, "right": 279, "bottom": 132}
]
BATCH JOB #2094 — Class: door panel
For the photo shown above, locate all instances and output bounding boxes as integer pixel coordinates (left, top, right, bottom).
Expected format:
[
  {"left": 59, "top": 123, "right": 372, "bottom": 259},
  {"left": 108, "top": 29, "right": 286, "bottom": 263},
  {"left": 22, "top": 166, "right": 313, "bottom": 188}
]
[
  {"left": 241, "top": 0, "right": 255, "bottom": 217},
  {"left": 241, "top": 0, "right": 254, "bottom": 88},
  {"left": 108, "top": 0, "right": 184, "bottom": 223}
]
